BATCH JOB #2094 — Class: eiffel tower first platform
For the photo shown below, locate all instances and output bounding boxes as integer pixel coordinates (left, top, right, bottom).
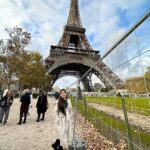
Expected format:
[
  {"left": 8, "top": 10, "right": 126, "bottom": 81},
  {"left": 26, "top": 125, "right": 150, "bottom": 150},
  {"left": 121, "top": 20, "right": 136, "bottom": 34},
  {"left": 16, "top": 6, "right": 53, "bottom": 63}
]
[{"left": 45, "top": 0, "right": 124, "bottom": 91}]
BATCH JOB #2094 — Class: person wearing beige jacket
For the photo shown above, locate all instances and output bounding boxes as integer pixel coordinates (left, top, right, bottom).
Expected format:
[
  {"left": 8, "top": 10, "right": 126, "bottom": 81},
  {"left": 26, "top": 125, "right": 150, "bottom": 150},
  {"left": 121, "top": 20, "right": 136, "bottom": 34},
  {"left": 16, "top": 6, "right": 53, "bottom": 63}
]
[{"left": 53, "top": 89, "right": 73, "bottom": 148}]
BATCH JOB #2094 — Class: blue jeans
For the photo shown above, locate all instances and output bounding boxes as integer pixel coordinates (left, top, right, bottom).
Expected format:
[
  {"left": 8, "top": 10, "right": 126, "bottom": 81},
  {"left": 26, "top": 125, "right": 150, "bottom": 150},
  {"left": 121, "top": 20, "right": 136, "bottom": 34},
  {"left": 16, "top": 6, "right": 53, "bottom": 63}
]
[{"left": 0, "top": 105, "right": 10, "bottom": 123}]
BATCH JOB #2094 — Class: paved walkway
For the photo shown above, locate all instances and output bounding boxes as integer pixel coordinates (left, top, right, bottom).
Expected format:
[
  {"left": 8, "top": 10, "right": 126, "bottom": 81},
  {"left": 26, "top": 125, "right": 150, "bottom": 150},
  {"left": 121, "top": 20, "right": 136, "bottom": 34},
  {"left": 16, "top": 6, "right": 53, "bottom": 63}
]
[{"left": 0, "top": 98, "right": 59, "bottom": 150}]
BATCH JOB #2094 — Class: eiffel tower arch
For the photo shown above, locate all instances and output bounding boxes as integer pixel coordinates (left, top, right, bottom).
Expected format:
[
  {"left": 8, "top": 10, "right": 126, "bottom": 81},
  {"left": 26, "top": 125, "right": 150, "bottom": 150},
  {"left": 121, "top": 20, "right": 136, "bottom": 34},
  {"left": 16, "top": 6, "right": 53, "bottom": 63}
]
[{"left": 45, "top": 0, "right": 124, "bottom": 91}]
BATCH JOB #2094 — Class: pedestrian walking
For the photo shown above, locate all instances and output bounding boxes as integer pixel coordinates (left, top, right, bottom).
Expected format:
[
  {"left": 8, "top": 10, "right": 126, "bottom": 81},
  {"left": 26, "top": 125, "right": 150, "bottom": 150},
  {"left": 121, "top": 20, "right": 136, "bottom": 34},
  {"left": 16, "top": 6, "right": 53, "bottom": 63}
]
[
  {"left": 17, "top": 89, "right": 31, "bottom": 125},
  {"left": 36, "top": 91, "right": 48, "bottom": 122}
]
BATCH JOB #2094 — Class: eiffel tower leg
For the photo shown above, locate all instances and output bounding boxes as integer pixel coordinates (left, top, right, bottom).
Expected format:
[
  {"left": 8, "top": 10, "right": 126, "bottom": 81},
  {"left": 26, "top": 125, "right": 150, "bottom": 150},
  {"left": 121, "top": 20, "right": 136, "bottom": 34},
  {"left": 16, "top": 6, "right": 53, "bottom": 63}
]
[
  {"left": 94, "top": 71, "right": 113, "bottom": 90},
  {"left": 81, "top": 75, "right": 94, "bottom": 92},
  {"left": 97, "top": 62, "right": 124, "bottom": 89},
  {"left": 50, "top": 73, "right": 60, "bottom": 90},
  {"left": 88, "top": 73, "right": 94, "bottom": 91}
]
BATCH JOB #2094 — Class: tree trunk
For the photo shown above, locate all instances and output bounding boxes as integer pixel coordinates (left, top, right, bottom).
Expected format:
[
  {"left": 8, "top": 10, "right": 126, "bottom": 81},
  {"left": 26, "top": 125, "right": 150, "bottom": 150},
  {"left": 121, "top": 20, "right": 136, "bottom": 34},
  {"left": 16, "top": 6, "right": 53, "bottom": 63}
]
[{"left": 7, "top": 80, "right": 11, "bottom": 90}]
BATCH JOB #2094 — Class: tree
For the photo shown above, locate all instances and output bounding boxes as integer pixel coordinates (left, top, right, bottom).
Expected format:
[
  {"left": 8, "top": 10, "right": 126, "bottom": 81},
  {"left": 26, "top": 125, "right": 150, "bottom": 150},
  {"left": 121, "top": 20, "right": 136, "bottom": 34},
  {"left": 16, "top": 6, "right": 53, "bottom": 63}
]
[
  {"left": 0, "top": 68, "right": 5, "bottom": 89},
  {"left": 0, "top": 26, "right": 31, "bottom": 89},
  {"left": 144, "top": 66, "right": 150, "bottom": 92},
  {"left": 0, "top": 26, "right": 52, "bottom": 91},
  {"left": 18, "top": 52, "right": 51, "bottom": 91},
  {"left": 125, "top": 76, "right": 149, "bottom": 93},
  {"left": 41, "top": 75, "right": 52, "bottom": 92}
]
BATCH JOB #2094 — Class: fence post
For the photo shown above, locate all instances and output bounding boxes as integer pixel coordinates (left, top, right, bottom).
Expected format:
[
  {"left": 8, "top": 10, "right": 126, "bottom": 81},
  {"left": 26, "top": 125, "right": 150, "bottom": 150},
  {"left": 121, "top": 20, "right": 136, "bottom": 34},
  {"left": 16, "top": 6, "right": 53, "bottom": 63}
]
[
  {"left": 83, "top": 96, "right": 87, "bottom": 122},
  {"left": 69, "top": 81, "right": 86, "bottom": 150},
  {"left": 120, "top": 95, "right": 134, "bottom": 150}
]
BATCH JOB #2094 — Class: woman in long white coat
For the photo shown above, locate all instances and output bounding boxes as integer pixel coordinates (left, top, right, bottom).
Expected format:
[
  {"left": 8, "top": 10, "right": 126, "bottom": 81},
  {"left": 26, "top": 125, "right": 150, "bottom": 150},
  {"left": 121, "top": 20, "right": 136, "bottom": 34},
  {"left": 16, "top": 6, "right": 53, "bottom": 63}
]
[{"left": 53, "top": 89, "right": 73, "bottom": 147}]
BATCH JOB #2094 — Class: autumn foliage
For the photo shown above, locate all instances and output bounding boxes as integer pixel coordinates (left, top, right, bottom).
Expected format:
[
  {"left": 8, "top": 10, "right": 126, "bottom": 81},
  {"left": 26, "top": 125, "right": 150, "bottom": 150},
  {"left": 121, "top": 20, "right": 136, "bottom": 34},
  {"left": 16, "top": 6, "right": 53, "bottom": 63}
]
[{"left": 0, "top": 26, "right": 51, "bottom": 90}]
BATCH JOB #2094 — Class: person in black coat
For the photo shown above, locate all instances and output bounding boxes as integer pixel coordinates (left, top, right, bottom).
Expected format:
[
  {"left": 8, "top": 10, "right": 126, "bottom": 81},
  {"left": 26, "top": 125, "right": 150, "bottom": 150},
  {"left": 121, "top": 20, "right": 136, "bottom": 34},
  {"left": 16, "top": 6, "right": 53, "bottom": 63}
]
[
  {"left": 17, "top": 89, "right": 31, "bottom": 125},
  {"left": 36, "top": 92, "right": 48, "bottom": 122}
]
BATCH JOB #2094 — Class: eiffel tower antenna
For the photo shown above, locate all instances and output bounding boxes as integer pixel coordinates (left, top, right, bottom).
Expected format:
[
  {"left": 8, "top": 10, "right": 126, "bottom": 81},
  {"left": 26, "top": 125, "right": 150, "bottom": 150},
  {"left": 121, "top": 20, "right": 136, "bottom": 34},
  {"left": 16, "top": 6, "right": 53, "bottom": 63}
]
[{"left": 67, "top": 0, "right": 82, "bottom": 27}]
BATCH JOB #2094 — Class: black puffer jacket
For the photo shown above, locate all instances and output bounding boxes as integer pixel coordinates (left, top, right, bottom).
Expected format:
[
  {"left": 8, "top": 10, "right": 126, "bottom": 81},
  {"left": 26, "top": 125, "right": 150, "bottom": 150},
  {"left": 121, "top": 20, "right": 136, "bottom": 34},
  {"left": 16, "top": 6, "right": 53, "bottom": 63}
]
[
  {"left": 20, "top": 93, "right": 31, "bottom": 104},
  {"left": 2, "top": 95, "right": 13, "bottom": 106}
]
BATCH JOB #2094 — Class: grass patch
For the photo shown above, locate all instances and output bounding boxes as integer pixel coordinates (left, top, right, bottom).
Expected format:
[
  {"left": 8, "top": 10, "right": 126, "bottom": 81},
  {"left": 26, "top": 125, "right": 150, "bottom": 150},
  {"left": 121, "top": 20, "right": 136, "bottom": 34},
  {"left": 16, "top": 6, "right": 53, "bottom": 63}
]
[{"left": 85, "top": 96, "right": 150, "bottom": 116}]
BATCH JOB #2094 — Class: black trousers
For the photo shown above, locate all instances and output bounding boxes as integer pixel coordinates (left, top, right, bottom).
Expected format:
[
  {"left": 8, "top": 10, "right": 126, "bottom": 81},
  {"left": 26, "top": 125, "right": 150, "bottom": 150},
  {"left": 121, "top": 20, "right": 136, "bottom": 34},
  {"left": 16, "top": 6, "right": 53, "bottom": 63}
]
[
  {"left": 37, "top": 112, "right": 45, "bottom": 121},
  {"left": 19, "top": 103, "right": 29, "bottom": 122}
]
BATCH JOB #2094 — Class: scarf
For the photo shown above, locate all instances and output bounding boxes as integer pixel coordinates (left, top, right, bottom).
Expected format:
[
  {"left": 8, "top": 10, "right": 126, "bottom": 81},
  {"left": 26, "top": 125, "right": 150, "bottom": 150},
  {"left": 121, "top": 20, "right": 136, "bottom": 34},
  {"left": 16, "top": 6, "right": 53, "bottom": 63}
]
[{"left": 64, "top": 100, "right": 68, "bottom": 109}]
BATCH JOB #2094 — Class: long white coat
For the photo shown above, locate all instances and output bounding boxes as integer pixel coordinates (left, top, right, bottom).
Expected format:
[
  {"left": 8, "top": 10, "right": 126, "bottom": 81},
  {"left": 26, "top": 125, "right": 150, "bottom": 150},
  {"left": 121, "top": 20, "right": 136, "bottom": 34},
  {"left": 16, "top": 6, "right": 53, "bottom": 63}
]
[{"left": 53, "top": 99, "right": 73, "bottom": 145}]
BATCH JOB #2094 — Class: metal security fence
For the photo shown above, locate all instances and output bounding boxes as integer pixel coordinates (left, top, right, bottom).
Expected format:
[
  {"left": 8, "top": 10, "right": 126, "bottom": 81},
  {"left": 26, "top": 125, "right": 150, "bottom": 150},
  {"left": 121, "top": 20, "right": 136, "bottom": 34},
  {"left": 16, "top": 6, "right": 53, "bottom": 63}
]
[{"left": 68, "top": 9, "right": 150, "bottom": 150}]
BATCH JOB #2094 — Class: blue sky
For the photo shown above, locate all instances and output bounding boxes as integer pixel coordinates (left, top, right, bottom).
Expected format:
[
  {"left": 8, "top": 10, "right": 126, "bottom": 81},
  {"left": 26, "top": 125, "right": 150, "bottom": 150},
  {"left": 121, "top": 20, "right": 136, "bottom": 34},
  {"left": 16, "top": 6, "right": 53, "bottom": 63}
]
[{"left": 0, "top": 0, "right": 150, "bottom": 89}]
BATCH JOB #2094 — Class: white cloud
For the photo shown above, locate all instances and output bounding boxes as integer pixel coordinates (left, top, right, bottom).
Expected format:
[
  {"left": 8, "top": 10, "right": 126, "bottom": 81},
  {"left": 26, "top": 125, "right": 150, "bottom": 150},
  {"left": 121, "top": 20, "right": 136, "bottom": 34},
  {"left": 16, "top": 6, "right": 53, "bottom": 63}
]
[
  {"left": 80, "top": 0, "right": 148, "bottom": 53},
  {"left": 0, "top": 0, "right": 149, "bottom": 88},
  {"left": 0, "top": 0, "right": 149, "bottom": 57}
]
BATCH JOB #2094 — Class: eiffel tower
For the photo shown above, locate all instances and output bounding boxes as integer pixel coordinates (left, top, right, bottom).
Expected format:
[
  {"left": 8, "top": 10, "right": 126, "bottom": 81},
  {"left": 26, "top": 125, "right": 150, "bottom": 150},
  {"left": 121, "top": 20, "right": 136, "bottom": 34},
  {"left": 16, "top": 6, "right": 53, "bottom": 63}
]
[{"left": 45, "top": 0, "right": 124, "bottom": 91}]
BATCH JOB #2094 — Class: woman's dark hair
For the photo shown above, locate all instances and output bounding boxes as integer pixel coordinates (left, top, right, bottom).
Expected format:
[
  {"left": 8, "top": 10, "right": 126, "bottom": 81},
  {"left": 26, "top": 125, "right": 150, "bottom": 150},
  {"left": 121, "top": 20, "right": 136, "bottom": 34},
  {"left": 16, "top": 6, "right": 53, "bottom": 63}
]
[{"left": 57, "top": 89, "right": 67, "bottom": 116}]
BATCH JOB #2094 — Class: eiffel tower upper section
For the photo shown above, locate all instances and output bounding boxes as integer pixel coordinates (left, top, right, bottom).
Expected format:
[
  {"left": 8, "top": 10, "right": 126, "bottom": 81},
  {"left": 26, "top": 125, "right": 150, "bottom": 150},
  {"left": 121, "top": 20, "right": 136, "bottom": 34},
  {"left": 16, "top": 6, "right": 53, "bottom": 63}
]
[
  {"left": 67, "top": 0, "right": 82, "bottom": 27},
  {"left": 57, "top": 0, "right": 95, "bottom": 49},
  {"left": 45, "top": 0, "right": 99, "bottom": 64}
]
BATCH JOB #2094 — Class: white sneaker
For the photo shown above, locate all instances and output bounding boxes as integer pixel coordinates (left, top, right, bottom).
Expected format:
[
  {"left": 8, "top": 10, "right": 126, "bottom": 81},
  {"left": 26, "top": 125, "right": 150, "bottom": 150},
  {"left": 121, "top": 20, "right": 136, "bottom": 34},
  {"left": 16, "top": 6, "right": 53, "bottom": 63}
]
[{"left": 0, "top": 123, "right": 2, "bottom": 126}]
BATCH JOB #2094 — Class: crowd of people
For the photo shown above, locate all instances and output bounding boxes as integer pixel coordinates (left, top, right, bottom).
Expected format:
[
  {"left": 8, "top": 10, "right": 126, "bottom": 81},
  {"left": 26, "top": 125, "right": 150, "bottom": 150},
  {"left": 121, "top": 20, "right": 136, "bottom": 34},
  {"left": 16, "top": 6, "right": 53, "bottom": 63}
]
[
  {"left": 0, "top": 88, "right": 73, "bottom": 149},
  {"left": 0, "top": 89, "right": 49, "bottom": 125}
]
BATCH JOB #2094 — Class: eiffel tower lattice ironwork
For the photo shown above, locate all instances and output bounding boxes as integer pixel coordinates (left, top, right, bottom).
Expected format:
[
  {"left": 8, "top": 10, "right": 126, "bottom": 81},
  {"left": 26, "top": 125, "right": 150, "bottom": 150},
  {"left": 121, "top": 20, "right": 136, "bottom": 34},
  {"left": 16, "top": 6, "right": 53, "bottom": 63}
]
[{"left": 45, "top": 0, "right": 124, "bottom": 91}]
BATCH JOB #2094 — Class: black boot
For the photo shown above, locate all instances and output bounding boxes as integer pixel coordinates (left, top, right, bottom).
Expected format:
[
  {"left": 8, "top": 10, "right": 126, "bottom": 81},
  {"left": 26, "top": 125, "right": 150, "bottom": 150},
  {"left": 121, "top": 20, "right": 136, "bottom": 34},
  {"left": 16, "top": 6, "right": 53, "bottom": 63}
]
[
  {"left": 22, "top": 117, "right": 26, "bottom": 123},
  {"left": 17, "top": 119, "right": 22, "bottom": 125},
  {"left": 36, "top": 114, "right": 40, "bottom": 122}
]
